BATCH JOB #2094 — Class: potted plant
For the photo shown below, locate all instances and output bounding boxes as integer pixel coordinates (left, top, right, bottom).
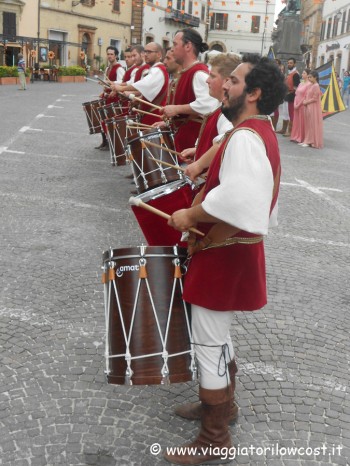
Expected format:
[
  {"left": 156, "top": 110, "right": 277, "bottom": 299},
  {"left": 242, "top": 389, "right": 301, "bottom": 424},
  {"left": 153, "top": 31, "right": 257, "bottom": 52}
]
[
  {"left": 0, "top": 66, "right": 18, "bottom": 85},
  {"left": 57, "top": 66, "right": 87, "bottom": 83}
]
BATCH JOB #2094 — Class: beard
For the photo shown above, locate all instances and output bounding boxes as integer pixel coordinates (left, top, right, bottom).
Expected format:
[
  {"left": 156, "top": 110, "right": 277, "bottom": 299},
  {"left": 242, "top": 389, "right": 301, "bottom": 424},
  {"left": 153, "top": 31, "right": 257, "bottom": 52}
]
[{"left": 221, "top": 91, "right": 246, "bottom": 122}]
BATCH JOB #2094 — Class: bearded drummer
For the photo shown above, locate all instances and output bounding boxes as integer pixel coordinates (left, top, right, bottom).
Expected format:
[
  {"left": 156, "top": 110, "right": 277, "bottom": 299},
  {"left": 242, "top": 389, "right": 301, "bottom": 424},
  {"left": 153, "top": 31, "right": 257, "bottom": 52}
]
[
  {"left": 96, "top": 46, "right": 125, "bottom": 150},
  {"left": 110, "top": 43, "right": 169, "bottom": 125},
  {"left": 160, "top": 28, "right": 218, "bottom": 152},
  {"left": 166, "top": 55, "right": 287, "bottom": 465}
]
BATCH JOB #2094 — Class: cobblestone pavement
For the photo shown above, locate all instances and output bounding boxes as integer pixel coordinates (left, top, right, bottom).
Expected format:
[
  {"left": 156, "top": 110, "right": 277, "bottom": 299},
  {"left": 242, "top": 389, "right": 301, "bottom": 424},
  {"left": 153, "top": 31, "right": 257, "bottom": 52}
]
[{"left": 0, "top": 80, "right": 349, "bottom": 466}]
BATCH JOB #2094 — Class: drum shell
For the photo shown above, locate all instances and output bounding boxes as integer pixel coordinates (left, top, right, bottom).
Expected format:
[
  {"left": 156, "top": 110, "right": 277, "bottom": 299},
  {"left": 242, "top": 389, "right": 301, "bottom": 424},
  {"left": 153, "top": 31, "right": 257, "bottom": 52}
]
[
  {"left": 103, "top": 246, "right": 192, "bottom": 385},
  {"left": 127, "top": 130, "right": 181, "bottom": 194},
  {"left": 82, "top": 99, "right": 105, "bottom": 134},
  {"left": 131, "top": 181, "right": 194, "bottom": 247}
]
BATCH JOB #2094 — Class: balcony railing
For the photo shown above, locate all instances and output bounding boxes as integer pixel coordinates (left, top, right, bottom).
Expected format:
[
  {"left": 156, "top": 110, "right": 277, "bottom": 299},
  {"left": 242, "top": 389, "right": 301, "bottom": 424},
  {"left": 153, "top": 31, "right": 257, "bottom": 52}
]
[{"left": 164, "top": 8, "right": 200, "bottom": 28}]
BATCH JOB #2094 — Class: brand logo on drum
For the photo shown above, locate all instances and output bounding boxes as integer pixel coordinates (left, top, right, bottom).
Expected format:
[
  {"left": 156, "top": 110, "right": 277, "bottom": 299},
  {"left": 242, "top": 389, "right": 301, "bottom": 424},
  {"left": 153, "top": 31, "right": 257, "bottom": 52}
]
[{"left": 116, "top": 265, "right": 140, "bottom": 277}]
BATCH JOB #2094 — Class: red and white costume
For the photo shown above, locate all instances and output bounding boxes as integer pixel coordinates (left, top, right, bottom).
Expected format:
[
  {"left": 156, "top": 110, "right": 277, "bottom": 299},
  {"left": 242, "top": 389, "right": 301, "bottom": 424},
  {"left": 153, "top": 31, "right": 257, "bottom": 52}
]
[
  {"left": 185, "top": 117, "right": 281, "bottom": 389},
  {"left": 168, "top": 62, "right": 218, "bottom": 152},
  {"left": 103, "top": 63, "right": 125, "bottom": 104},
  {"left": 132, "top": 62, "right": 169, "bottom": 125},
  {"left": 195, "top": 108, "right": 232, "bottom": 161}
]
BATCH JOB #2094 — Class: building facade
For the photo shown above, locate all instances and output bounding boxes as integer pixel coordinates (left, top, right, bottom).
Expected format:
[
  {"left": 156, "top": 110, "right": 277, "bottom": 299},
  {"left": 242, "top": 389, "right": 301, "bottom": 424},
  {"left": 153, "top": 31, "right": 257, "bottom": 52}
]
[
  {"left": 1, "top": 0, "right": 132, "bottom": 68},
  {"left": 317, "top": 0, "right": 350, "bottom": 75},
  {"left": 207, "top": 0, "right": 276, "bottom": 55},
  {"left": 300, "top": 0, "right": 324, "bottom": 70}
]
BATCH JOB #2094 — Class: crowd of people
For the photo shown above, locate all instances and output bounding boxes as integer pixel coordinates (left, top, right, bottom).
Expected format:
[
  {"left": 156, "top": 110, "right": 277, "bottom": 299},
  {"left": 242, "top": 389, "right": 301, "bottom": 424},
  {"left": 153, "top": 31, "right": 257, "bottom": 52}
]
[
  {"left": 93, "top": 30, "right": 289, "bottom": 465},
  {"left": 273, "top": 57, "right": 324, "bottom": 149}
]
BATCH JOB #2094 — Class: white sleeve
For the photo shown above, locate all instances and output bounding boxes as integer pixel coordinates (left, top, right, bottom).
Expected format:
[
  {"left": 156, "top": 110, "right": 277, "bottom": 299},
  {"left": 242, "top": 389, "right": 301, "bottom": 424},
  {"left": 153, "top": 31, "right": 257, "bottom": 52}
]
[
  {"left": 132, "top": 67, "right": 165, "bottom": 101},
  {"left": 212, "top": 114, "right": 233, "bottom": 144},
  {"left": 201, "top": 131, "right": 275, "bottom": 235},
  {"left": 116, "top": 67, "right": 125, "bottom": 83},
  {"left": 190, "top": 71, "right": 220, "bottom": 115},
  {"left": 127, "top": 67, "right": 137, "bottom": 84}
]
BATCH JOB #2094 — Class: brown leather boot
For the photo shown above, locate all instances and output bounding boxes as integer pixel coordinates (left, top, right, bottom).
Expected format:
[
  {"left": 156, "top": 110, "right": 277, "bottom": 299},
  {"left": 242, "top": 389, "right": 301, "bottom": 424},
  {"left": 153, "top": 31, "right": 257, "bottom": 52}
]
[
  {"left": 164, "top": 386, "right": 233, "bottom": 465},
  {"left": 276, "top": 119, "right": 288, "bottom": 134},
  {"left": 174, "top": 359, "right": 239, "bottom": 424}
]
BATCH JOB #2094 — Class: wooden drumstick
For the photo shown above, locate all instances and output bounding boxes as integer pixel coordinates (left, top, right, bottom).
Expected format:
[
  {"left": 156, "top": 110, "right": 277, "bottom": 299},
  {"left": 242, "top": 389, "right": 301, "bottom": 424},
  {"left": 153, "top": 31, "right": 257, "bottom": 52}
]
[
  {"left": 127, "top": 124, "right": 156, "bottom": 130},
  {"left": 147, "top": 156, "right": 185, "bottom": 173},
  {"left": 128, "top": 93, "right": 163, "bottom": 111},
  {"left": 129, "top": 197, "right": 205, "bottom": 237},
  {"left": 143, "top": 140, "right": 181, "bottom": 157},
  {"left": 131, "top": 108, "right": 164, "bottom": 119}
]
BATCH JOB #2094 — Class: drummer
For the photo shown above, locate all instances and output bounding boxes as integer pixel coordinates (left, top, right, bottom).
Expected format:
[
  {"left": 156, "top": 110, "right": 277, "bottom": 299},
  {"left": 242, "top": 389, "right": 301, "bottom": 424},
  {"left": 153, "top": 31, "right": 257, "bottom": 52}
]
[
  {"left": 160, "top": 28, "right": 218, "bottom": 152},
  {"left": 96, "top": 46, "right": 125, "bottom": 150},
  {"left": 179, "top": 53, "right": 241, "bottom": 175},
  {"left": 110, "top": 43, "right": 169, "bottom": 125},
  {"left": 166, "top": 54, "right": 286, "bottom": 465}
]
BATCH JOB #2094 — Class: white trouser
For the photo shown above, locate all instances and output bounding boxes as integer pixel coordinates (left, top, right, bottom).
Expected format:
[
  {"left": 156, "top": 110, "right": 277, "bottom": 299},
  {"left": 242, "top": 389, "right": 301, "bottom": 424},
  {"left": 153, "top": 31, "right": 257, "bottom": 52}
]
[{"left": 191, "top": 304, "right": 235, "bottom": 390}]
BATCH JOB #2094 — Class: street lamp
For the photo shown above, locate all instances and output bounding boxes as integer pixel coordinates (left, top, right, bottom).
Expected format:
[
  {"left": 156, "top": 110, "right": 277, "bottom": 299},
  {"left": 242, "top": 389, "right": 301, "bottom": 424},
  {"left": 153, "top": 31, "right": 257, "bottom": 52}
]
[{"left": 37, "top": 0, "right": 40, "bottom": 65}]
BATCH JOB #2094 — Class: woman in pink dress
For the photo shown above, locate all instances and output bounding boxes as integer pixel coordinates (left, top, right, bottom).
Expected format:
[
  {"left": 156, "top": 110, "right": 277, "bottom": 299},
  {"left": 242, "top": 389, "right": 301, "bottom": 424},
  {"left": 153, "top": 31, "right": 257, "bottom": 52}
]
[
  {"left": 301, "top": 71, "right": 324, "bottom": 149},
  {"left": 290, "top": 69, "right": 311, "bottom": 143}
]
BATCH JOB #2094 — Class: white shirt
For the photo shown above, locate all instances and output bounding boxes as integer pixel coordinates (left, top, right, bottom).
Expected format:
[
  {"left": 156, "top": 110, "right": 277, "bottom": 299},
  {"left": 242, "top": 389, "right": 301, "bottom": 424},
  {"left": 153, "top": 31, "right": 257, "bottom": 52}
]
[
  {"left": 202, "top": 130, "right": 277, "bottom": 235},
  {"left": 190, "top": 70, "right": 220, "bottom": 115},
  {"left": 127, "top": 67, "right": 137, "bottom": 84},
  {"left": 213, "top": 113, "right": 233, "bottom": 144},
  {"left": 113, "top": 66, "right": 125, "bottom": 84},
  {"left": 132, "top": 63, "right": 165, "bottom": 102}
]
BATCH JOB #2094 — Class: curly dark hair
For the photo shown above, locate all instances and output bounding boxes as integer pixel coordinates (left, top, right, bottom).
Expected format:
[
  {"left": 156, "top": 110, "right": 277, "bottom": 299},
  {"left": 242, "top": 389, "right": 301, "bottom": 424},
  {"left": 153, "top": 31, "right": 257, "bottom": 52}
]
[
  {"left": 106, "top": 46, "right": 119, "bottom": 58},
  {"left": 242, "top": 54, "right": 287, "bottom": 114}
]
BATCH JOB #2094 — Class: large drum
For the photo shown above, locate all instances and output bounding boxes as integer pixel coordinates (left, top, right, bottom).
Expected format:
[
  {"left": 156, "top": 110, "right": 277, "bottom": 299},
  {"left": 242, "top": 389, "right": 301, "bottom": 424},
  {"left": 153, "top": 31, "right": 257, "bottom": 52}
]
[
  {"left": 104, "top": 116, "right": 138, "bottom": 166},
  {"left": 126, "top": 130, "right": 182, "bottom": 194},
  {"left": 82, "top": 99, "right": 105, "bottom": 134},
  {"left": 131, "top": 180, "right": 194, "bottom": 247},
  {"left": 97, "top": 101, "right": 123, "bottom": 122},
  {"left": 102, "top": 245, "right": 196, "bottom": 385}
]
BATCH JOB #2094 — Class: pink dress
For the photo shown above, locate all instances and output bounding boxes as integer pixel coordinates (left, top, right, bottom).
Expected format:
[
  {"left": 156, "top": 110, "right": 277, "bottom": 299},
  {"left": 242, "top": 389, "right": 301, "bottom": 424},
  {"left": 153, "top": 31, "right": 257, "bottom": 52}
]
[
  {"left": 303, "top": 83, "right": 324, "bottom": 149},
  {"left": 290, "top": 82, "right": 311, "bottom": 143}
]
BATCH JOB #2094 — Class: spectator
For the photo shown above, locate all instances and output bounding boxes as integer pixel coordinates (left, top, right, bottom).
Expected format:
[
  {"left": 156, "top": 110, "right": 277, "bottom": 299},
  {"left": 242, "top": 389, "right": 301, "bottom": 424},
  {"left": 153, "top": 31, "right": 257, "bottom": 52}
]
[
  {"left": 300, "top": 71, "right": 323, "bottom": 149},
  {"left": 17, "top": 53, "right": 27, "bottom": 90}
]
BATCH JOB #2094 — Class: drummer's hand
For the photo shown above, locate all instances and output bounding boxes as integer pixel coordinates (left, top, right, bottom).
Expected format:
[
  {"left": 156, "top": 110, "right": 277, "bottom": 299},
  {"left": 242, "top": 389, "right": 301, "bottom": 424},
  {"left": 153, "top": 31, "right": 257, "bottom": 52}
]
[
  {"left": 168, "top": 209, "right": 195, "bottom": 232},
  {"left": 179, "top": 147, "right": 196, "bottom": 163},
  {"left": 152, "top": 121, "right": 167, "bottom": 128},
  {"left": 185, "top": 160, "right": 206, "bottom": 182},
  {"left": 162, "top": 105, "right": 179, "bottom": 119}
]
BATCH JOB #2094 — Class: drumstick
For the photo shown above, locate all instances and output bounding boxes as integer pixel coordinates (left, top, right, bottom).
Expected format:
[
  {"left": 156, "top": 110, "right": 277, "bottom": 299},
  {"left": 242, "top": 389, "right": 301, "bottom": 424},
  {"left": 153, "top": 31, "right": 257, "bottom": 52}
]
[
  {"left": 129, "top": 197, "right": 205, "bottom": 237},
  {"left": 126, "top": 121, "right": 155, "bottom": 129},
  {"left": 131, "top": 108, "right": 164, "bottom": 119},
  {"left": 127, "top": 124, "right": 156, "bottom": 130},
  {"left": 143, "top": 140, "right": 181, "bottom": 157},
  {"left": 129, "top": 93, "right": 163, "bottom": 111},
  {"left": 147, "top": 156, "right": 185, "bottom": 173}
]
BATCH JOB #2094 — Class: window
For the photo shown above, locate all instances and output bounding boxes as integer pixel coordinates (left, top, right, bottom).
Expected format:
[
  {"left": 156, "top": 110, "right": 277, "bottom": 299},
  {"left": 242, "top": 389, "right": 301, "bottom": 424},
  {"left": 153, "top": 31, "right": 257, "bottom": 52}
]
[
  {"left": 3, "top": 12, "right": 16, "bottom": 37},
  {"left": 341, "top": 11, "right": 346, "bottom": 34},
  {"left": 176, "top": 0, "right": 182, "bottom": 10},
  {"left": 320, "top": 21, "right": 325, "bottom": 41},
  {"left": 113, "top": 0, "right": 120, "bottom": 11},
  {"left": 326, "top": 17, "right": 332, "bottom": 38},
  {"left": 81, "top": 0, "right": 95, "bottom": 5},
  {"left": 201, "top": 5, "right": 206, "bottom": 21},
  {"left": 251, "top": 16, "right": 261, "bottom": 33},
  {"left": 210, "top": 13, "right": 228, "bottom": 31},
  {"left": 332, "top": 16, "right": 339, "bottom": 37},
  {"left": 188, "top": 0, "right": 193, "bottom": 15},
  {"left": 347, "top": 9, "right": 350, "bottom": 32}
]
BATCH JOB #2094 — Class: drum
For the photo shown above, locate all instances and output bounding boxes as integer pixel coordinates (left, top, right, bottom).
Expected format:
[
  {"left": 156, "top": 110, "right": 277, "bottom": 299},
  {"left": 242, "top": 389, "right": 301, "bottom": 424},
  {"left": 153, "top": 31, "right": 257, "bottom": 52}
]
[
  {"left": 82, "top": 99, "right": 105, "bottom": 134},
  {"left": 97, "top": 101, "right": 123, "bottom": 123},
  {"left": 102, "top": 245, "right": 196, "bottom": 385},
  {"left": 131, "top": 180, "right": 194, "bottom": 247},
  {"left": 126, "top": 129, "right": 182, "bottom": 194}
]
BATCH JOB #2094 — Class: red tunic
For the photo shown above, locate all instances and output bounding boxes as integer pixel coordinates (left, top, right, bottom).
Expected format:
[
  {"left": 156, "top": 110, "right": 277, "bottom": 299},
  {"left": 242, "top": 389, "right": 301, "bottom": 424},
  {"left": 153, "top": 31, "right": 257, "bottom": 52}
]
[
  {"left": 169, "top": 62, "right": 209, "bottom": 152},
  {"left": 183, "top": 118, "right": 281, "bottom": 311},
  {"left": 134, "top": 63, "right": 150, "bottom": 83},
  {"left": 139, "top": 64, "right": 169, "bottom": 125},
  {"left": 123, "top": 64, "right": 136, "bottom": 83},
  {"left": 105, "top": 63, "right": 123, "bottom": 105},
  {"left": 195, "top": 107, "right": 222, "bottom": 161}
]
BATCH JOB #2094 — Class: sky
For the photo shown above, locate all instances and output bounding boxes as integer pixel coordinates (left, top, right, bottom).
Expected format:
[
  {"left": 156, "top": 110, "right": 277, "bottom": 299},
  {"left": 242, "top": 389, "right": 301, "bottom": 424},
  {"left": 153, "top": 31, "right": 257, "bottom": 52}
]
[{"left": 274, "top": 0, "right": 285, "bottom": 19}]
